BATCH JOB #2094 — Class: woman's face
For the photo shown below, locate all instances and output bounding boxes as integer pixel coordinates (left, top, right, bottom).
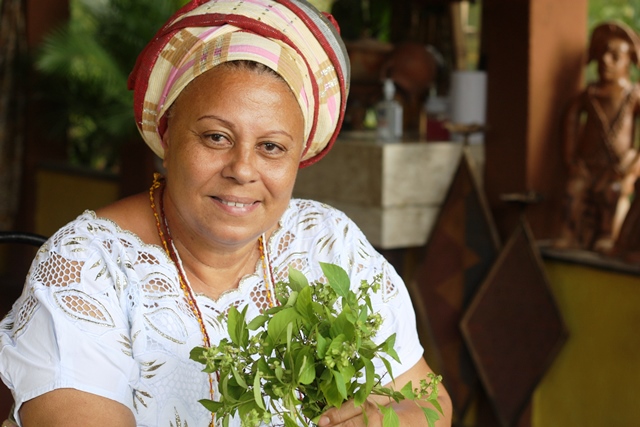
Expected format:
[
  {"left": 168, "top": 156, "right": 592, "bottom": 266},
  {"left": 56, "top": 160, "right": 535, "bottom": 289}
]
[{"left": 162, "top": 65, "right": 305, "bottom": 249}]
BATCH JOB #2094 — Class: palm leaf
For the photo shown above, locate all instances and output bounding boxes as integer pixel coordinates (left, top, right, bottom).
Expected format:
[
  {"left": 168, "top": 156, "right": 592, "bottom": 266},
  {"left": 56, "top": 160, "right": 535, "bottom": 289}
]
[
  {"left": 36, "top": 24, "right": 127, "bottom": 98},
  {"left": 34, "top": 0, "right": 187, "bottom": 169}
]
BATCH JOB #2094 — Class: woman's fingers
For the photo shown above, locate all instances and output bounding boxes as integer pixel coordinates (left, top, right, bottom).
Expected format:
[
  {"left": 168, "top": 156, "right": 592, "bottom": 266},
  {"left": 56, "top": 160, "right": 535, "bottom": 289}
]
[{"left": 317, "top": 399, "right": 382, "bottom": 427}]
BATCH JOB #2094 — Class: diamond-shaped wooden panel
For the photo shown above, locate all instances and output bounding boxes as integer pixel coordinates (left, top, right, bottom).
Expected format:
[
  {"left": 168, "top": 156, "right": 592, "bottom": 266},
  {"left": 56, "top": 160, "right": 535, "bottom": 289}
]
[
  {"left": 409, "top": 150, "right": 501, "bottom": 417},
  {"left": 460, "top": 219, "right": 567, "bottom": 427}
]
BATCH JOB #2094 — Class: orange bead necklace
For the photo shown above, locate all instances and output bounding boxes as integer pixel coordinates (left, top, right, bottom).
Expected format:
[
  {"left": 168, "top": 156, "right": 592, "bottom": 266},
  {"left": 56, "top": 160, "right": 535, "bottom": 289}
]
[{"left": 149, "top": 174, "right": 275, "bottom": 425}]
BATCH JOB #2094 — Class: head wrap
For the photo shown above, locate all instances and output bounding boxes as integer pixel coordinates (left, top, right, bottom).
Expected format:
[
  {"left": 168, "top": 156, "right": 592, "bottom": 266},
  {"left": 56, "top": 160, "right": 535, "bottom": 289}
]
[
  {"left": 128, "top": 0, "right": 350, "bottom": 167},
  {"left": 588, "top": 21, "right": 640, "bottom": 66}
]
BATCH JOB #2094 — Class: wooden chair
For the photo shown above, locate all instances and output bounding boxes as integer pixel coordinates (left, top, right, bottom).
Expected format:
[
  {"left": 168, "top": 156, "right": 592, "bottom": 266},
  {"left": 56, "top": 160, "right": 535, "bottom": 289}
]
[{"left": 0, "top": 231, "right": 48, "bottom": 247}]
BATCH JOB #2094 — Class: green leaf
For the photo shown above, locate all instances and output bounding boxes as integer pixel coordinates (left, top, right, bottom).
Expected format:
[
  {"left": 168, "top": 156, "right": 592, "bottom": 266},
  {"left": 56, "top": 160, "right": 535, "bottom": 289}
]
[
  {"left": 361, "top": 357, "right": 375, "bottom": 400},
  {"left": 320, "top": 262, "right": 351, "bottom": 298},
  {"left": 296, "top": 349, "right": 316, "bottom": 385},
  {"left": 354, "top": 385, "right": 368, "bottom": 408},
  {"left": 228, "top": 305, "right": 249, "bottom": 348},
  {"left": 337, "top": 364, "right": 356, "bottom": 388},
  {"left": 267, "top": 307, "right": 301, "bottom": 344},
  {"left": 316, "top": 328, "right": 328, "bottom": 358},
  {"left": 379, "top": 405, "right": 400, "bottom": 427},
  {"left": 320, "top": 375, "right": 344, "bottom": 408},
  {"left": 358, "top": 305, "right": 369, "bottom": 324},
  {"left": 430, "top": 399, "right": 444, "bottom": 415},
  {"left": 189, "top": 346, "right": 207, "bottom": 363},
  {"left": 422, "top": 407, "right": 441, "bottom": 427},
  {"left": 286, "top": 322, "right": 294, "bottom": 352},
  {"left": 327, "top": 334, "right": 347, "bottom": 352},
  {"left": 285, "top": 291, "right": 299, "bottom": 307},
  {"left": 283, "top": 414, "right": 299, "bottom": 427},
  {"left": 288, "top": 267, "right": 309, "bottom": 292},
  {"left": 253, "top": 372, "right": 265, "bottom": 410},
  {"left": 232, "top": 367, "right": 248, "bottom": 389},
  {"left": 332, "top": 369, "right": 348, "bottom": 400},
  {"left": 256, "top": 357, "right": 274, "bottom": 378},
  {"left": 238, "top": 398, "right": 258, "bottom": 420},
  {"left": 247, "top": 314, "right": 269, "bottom": 330},
  {"left": 400, "top": 381, "right": 415, "bottom": 400},
  {"left": 330, "top": 309, "right": 356, "bottom": 341},
  {"left": 295, "top": 285, "right": 315, "bottom": 323},
  {"left": 380, "top": 334, "right": 401, "bottom": 363},
  {"left": 198, "top": 398, "right": 223, "bottom": 413},
  {"left": 379, "top": 357, "right": 395, "bottom": 383},
  {"left": 385, "top": 347, "right": 401, "bottom": 364},
  {"left": 275, "top": 364, "right": 284, "bottom": 382}
]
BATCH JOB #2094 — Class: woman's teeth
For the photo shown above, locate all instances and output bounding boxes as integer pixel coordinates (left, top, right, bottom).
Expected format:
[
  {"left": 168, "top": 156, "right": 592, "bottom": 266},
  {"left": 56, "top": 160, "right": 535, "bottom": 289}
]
[{"left": 220, "top": 199, "right": 251, "bottom": 208}]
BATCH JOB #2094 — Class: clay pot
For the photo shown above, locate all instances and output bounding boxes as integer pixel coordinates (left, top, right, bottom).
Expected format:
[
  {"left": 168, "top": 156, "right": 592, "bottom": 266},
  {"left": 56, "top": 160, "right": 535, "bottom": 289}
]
[
  {"left": 380, "top": 41, "right": 438, "bottom": 99},
  {"left": 345, "top": 38, "right": 394, "bottom": 84},
  {"left": 380, "top": 42, "right": 439, "bottom": 132}
]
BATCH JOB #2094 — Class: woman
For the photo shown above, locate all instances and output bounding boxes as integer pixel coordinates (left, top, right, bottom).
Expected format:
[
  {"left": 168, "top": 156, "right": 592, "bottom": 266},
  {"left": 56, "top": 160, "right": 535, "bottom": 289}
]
[{"left": 0, "top": 0, "right": 452, "bottom": 426}]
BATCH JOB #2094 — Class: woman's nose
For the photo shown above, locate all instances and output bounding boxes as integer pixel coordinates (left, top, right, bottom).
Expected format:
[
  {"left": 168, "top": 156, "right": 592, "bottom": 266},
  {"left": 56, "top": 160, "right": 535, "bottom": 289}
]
[{"left": 221, "top": 146, "right": 259, "bottom": 184}]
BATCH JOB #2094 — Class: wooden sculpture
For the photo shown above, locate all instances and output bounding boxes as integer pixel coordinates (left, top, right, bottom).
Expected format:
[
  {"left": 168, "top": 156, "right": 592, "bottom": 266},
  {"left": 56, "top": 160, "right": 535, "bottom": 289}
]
[{"left": 556, "top": 21, "right": 640, "bottom": 254}]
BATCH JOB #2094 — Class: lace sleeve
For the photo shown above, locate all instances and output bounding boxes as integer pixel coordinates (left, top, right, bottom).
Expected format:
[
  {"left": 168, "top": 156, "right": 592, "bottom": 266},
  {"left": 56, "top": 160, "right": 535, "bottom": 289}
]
[{"left": 0, "top": 215, "right": 139, "bottom": 420}]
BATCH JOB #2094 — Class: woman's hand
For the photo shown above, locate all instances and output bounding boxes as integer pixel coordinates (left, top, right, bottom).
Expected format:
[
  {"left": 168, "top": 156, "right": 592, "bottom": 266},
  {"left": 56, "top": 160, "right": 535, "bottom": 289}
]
[
  {"left": 317, "top": 399, "right": 383, "bottom": 427},
  {"left": 317, "top": 357, "right": 452, "bottom": 427}
]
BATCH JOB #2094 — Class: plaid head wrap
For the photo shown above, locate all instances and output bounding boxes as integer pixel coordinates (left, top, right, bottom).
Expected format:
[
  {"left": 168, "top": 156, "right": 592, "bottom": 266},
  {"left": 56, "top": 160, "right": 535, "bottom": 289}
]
[{"left": 128, "top": 0, "right": 350, "bottom": 167}]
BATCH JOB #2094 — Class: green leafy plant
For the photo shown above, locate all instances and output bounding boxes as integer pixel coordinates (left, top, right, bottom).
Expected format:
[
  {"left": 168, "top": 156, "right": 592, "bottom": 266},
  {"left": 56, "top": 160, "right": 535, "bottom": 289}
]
[
  {"left": 330, "top": 0, "right": 392, "bottom": 42},
  {"left": 190, "top": 262, "right": 442, "bottom": 427},
  {"left": 34, "top": 0, "right": 187, "bottom": 170}
]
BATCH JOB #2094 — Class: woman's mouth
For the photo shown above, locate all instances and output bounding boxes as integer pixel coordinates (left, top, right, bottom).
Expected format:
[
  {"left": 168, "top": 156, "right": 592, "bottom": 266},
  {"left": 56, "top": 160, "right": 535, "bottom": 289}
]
[
  {"left": 214, "top": 197, "right": 255, "bottom": 208},
  {"left": 221, "top": 200, "right": 251, "bottom": 208}
]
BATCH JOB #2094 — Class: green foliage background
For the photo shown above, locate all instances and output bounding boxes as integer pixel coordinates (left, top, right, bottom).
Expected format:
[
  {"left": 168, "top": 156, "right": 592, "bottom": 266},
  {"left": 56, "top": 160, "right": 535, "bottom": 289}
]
[
  {"left": 587, "top": 0, "right": 640, "bottom": 82},
  {"left": 35, "top": 0, "right": 187, "bottom": 170},
  {"left": 588, "top": 0, "right": 640, "bottom": 30}
]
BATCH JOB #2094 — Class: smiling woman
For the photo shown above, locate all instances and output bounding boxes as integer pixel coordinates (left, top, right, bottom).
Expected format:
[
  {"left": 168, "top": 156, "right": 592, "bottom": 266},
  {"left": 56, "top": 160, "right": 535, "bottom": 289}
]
[
  {"left": 0, "top": 1, "right": 451, "bottom": 426},
  {"left": 161, "top": 62, "right": 305, "bottom": 256}
]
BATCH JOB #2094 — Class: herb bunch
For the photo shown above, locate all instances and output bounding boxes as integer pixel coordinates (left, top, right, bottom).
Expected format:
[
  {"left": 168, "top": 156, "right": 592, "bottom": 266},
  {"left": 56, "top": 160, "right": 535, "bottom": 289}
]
[{"left": 190, "top": 262, "right": 442, "bottom": 427}]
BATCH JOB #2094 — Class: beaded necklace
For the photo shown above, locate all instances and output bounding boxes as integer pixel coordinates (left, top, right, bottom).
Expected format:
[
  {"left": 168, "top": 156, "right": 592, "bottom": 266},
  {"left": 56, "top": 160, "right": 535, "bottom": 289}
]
[{"left": 148, "top": 174, "right": 276, "bottom": 425}]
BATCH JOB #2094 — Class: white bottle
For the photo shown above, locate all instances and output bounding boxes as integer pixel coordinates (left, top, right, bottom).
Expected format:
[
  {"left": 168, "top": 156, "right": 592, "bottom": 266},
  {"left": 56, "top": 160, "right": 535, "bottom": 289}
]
[{"left": 375, "top": 78, "right": 403, "bottom": 141}]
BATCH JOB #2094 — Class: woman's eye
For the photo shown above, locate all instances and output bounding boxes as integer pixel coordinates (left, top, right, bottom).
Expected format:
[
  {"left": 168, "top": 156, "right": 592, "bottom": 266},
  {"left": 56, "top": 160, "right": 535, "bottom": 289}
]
[
  {"left": 203, "top": 133, "right": 228, "bottom": 145},
  {"left": 260, "top": 142, "right": 285, "bottom": 155}
]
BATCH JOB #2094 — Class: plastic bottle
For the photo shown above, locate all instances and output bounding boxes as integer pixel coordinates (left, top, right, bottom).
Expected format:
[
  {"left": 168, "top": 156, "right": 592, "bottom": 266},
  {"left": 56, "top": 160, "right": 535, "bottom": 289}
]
[{"left": 375, "top": 78, "right": 403, "bottom": 141}]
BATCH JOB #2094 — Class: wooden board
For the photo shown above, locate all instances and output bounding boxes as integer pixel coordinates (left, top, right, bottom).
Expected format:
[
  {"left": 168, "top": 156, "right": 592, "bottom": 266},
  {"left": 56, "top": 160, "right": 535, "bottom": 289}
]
[
  {"left": 460, "top": 218, "right": 567, "bottom": 427},
  {"left": 409, "top": 149, "right": 500, "bottom": 418}
]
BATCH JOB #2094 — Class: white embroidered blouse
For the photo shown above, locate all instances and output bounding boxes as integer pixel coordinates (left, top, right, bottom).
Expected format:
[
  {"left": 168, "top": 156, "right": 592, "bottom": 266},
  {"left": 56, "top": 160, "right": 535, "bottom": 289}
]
[{"left": 0, "top": 199, "right": 423, "bottom": 426}]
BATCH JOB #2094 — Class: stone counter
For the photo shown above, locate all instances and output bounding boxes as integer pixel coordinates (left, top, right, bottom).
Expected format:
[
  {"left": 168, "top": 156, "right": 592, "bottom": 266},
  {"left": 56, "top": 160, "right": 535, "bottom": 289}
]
[{"left": 293, "top": 133, "right": 484, "bottom": 249}]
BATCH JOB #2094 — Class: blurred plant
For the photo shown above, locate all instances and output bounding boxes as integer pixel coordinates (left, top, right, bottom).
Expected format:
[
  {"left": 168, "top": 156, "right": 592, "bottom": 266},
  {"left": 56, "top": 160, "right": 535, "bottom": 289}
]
[
  {"left": 330, "top": 0, "right": 392, "bottom": 42},
  {"left": 307, "top": 0, "right": 338, "bottom": 14},
  {"left": 588, "top": 0, "right": 640, "bottom": 30},
  {"left": 35, "top": 0, "right": 187, "bottom": 171}
]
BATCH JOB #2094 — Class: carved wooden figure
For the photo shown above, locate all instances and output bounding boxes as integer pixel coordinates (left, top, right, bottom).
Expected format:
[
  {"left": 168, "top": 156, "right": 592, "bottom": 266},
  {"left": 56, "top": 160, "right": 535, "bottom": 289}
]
[{"left": 556, "top": 21, "right": 640, "bottom": 253}]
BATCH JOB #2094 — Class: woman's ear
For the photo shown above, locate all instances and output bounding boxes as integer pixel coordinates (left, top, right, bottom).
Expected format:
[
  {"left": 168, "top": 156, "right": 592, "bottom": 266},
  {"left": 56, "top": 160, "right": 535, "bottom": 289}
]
[{"left": 161, "top": 129, "right": 170, "bottom": 169}]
